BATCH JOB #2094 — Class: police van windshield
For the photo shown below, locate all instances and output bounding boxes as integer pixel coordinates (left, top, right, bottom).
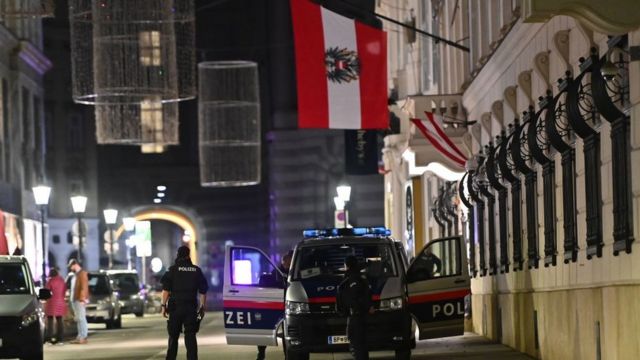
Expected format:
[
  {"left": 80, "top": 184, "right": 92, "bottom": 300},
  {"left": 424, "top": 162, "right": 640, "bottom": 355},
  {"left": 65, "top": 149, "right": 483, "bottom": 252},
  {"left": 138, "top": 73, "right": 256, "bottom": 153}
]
[{"left": 293, "top": 243, "right": 397, "bottom": 280}]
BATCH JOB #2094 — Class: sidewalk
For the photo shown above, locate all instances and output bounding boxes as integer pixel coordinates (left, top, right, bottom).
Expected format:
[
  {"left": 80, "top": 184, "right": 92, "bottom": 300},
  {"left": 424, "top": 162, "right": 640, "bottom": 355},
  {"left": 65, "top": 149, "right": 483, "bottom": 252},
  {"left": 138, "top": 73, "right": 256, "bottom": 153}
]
[{"left": 196, "top": 332, "right": 535, "bottom": 359}]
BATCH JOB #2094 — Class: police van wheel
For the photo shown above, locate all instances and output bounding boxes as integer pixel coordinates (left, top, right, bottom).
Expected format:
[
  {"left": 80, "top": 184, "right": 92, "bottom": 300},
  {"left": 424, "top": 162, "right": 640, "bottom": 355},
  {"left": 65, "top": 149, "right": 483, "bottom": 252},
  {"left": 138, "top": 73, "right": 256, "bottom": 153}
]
[
  {"left": 394, "top": 348, "right": 411, "bottom": 360},
  {"left": 285, "top": 349, "right": 309, "bottom": 360}
]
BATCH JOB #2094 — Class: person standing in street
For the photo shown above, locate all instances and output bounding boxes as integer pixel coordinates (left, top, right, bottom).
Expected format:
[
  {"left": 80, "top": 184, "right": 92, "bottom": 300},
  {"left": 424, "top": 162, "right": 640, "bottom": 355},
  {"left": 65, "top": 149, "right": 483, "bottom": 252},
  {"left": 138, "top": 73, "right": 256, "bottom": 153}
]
[
  {"left": 45, "top": 267, "right": 67, "bottom": 344},
  {"left": 67, "top": 259, "right": 89, "bottom": 344},
  {"left": 161, "top": 245, "right": 209, "bottom": 360},
  {"left": 337, "top": 256, "right": 373, "bottom": 360},
  {"left": 256, "top": 250, "right": 293, "bottom": 360}
]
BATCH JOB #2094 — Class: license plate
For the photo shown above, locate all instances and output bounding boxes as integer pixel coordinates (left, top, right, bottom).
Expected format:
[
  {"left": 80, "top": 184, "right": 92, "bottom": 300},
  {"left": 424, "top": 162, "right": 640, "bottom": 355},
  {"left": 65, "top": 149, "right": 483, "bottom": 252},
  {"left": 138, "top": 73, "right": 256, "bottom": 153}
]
[{"left": 328, "top": 335, "right": 349, "bottom": 344}]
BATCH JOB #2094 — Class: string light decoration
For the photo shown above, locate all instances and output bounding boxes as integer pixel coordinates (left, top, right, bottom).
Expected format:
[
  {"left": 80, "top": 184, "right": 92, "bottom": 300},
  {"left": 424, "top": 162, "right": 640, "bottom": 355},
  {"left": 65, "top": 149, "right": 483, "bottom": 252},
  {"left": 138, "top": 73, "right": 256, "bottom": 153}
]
[
  {"left": 94, "top": 98, "right": 179, "bottom": 145},
  {"left": 198, "top": 61, "right": 261, "bottom": 187},
  {"left": 69, "top": 0, "right": 195, "bottom": 105},
  {"left": 0, "top": 0, "right": 54, "bottom": 17}
]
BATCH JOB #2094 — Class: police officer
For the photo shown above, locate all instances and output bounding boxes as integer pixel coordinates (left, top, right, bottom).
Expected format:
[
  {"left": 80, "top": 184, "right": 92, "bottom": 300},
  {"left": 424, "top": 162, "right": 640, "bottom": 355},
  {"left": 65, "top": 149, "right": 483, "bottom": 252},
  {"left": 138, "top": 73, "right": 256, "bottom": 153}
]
[
  {"left": 337, "top": 256, "right": 373, "bottom": 360},
  {"left": 161, "top": 246, "right": 209, "bottom": 360}
]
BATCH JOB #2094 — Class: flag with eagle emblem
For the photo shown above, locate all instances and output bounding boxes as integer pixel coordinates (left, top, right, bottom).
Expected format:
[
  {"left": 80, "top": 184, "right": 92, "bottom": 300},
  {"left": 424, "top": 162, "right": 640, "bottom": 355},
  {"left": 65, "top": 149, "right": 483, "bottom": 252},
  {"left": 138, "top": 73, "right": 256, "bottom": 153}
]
[{"left": 290, "top": 0, "right": 388, "bottom": 129}]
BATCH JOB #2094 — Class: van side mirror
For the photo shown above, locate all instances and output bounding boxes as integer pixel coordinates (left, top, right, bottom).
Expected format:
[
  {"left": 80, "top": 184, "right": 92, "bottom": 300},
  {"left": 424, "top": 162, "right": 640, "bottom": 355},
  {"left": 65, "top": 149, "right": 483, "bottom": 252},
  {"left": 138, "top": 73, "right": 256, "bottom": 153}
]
[{"left": 38, "top": 288, "right": 52, "bottom": 300}]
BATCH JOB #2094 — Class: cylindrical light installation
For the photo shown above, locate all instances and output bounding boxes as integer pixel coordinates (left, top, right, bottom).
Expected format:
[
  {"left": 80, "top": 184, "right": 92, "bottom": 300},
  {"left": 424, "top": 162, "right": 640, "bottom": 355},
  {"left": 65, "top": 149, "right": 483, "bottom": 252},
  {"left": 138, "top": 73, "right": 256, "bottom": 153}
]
[{"left": 198, "top": 61, "right": 261, "bottom": 187}]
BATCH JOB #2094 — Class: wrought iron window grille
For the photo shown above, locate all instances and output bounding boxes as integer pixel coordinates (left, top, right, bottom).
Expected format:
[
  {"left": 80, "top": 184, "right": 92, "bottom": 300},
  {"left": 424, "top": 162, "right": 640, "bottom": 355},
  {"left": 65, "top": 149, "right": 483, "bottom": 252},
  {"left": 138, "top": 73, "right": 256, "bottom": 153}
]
[
  {"left": 567, "top": 49, "right": 604, "bottom": 259},
  {"left": 459, "top": 173, "right": 477, "bottom": 277},
  {"left": 590, "top": 37, "right": 634, "bottom": 255},
  {"left": 512, "top": 112, "right": 540, "bottom": 269},
  {"left": 477, "top": 151, "right": 498, "bottom": 275},
  {"left": 546, "top": 76, "right": 580, "bottom": 263},
  {"left": 487, "top": 141, "right": 510, "bottom": 273},
  {"left": 499, "top": 126, "right": 524, "bottom": 271},
  {"left": 531, "top": 94, "right": 558, "bottom": 267},
  {"left": 468, "top": 163, "right": 488, "bottom": 277},
  {"left": 445, "top": 182, "right": 459, "bottom": 236}
]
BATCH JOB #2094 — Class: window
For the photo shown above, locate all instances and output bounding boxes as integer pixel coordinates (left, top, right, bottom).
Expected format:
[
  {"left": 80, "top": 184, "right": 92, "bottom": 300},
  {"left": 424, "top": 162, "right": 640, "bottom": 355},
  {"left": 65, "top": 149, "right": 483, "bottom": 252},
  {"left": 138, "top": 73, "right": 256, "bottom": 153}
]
[
  {"left": 140, "top": 97, "right": 163, "bottom": 142},
  {"left": 420, "top": 1, "right": 432, "bottom": 92},
  {"left": 110, "top": 274, "right": 140, "bottom": 295},
  {"left": 52, "top": 235, "right": 60, "bottom": 244},
  {"left": 230, "top": 247, "right": 281, "bottom": 288},
  {"left": 0, "top": 264, "right": 29, "bottom": 295},
  {"left": 139, "top": 31, "right": 162, "bottom": 66},
  {"left": 407, "top": 237, "right": 461, "bottom": 282},
  {"left": 88, "top": 274, "right": 111, "bottom": 296},
  {"left": 22, "top": 88, "right": 32, "bottom": 189}
]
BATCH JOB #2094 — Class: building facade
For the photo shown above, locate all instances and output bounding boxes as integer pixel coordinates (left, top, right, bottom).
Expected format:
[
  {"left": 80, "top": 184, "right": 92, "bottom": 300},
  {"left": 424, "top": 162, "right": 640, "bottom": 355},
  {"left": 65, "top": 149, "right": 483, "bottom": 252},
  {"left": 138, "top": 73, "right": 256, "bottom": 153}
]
[
  {"left": 43, "top": 3, "right": 100, "bottom": 273},
  {"left": 0, "top": 4, "right": 53, "bottom": 283},
  {"left": 381, "top": 0, "right": 640, "bottom": 358}
]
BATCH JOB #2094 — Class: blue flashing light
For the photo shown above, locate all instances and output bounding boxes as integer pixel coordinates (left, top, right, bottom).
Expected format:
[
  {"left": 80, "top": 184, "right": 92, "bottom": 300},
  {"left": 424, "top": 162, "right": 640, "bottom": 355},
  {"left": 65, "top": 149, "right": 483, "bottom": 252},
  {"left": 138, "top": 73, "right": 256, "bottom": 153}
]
[{"left": 303, "top": 227, "right": 390, "bottom": 238}]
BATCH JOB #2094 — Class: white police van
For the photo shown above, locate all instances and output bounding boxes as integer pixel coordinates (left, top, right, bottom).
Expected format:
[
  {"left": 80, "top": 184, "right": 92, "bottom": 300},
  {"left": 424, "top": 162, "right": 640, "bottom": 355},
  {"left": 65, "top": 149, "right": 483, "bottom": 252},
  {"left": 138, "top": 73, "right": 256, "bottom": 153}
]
[{"left": 223, "top": 227, "right": 470, "bottom": 360}]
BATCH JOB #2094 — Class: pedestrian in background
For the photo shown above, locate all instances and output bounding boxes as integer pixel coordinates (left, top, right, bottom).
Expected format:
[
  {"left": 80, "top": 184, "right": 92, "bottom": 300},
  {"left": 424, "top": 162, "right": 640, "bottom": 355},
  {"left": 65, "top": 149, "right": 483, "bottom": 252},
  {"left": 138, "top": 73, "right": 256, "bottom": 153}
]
[
  {"left": 256, "top": 250, "right": 293, "bottom": 360},
  {"left": 68, "top": 259, "right": 90, "bottom": 344},
  {"left": 45, "top": 267, "right": 67, "bottom": 344},
  {"left": 337, "top": 256, "right": 373, "bottom": 360},
  {"left": 161, "top": 245, "right": 209, "bottom": 360}
]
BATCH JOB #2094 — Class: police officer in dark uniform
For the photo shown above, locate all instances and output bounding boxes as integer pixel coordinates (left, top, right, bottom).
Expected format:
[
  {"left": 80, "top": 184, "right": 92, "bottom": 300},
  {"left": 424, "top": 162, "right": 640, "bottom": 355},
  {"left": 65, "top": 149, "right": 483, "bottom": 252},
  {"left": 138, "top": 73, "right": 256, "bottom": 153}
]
[
  {"left": 337, "top": 256, "right": 373, "bottom": 360},
  {"left": 161, "top": 246, "right": 209, "bottom": 360}
]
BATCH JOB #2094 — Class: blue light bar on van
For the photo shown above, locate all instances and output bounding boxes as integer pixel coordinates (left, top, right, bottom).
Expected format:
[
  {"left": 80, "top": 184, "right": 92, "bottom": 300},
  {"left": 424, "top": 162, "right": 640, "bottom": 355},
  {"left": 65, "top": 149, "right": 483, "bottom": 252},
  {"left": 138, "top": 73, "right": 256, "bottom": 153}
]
[{"left": 303, "top": 227, "right": 391, "bottom": 238}]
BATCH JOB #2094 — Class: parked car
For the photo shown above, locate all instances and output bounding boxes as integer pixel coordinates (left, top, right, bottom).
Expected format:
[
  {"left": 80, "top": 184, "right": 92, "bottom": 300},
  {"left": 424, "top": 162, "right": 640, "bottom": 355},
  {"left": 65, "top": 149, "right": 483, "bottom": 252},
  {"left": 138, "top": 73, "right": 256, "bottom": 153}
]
[
  {"left": 105, "top": 270, "right": 145, "bottom": 317},
  {"left": 68, "top": 272, "right": 122, "bottom": 329},
  {"left": 0, "top": 255, "right": 51, "bottom": 360}
]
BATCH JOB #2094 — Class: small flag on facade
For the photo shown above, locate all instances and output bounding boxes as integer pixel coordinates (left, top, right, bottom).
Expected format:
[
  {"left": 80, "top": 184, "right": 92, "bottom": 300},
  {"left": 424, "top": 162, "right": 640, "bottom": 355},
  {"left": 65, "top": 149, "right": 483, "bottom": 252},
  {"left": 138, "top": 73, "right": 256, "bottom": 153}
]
[
  {"left": 290, "top": 0, "right": 388, "bottom": 129},
  {"left": 410, "top": 112, "right": 468, "bottom": 168}
]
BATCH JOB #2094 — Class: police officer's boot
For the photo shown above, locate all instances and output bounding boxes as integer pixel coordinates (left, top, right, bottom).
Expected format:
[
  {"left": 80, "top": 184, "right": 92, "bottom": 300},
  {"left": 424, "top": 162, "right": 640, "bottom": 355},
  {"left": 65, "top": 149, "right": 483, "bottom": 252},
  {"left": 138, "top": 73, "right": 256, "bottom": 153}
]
[{"left": 256, "top": 345, "right": 266, "bottom": 360}]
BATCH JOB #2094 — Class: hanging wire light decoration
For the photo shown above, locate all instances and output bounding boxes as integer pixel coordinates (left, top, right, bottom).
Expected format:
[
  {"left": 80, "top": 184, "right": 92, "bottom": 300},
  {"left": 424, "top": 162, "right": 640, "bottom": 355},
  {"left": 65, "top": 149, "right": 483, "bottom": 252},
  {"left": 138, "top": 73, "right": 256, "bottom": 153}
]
[
  {"left": 198, "top": 61, "right": 261, "bottom": 187},
  {"left": 94, "top": 98, "right": 179, "bottom": 145},
  {"left": 69, "top": 0, "right": 196, "bottom": 105},
  {"left": 0, "top": 0, "right": 54, "bottom": 17}
]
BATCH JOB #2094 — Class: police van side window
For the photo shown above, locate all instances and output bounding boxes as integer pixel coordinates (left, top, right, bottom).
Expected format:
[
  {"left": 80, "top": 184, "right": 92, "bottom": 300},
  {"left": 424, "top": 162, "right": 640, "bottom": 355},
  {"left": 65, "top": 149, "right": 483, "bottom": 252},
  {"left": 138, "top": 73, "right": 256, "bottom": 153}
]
[
  {"left": 407, "top": 237, "right": 460, "bottom": 282},
  {"left": 230, "top": 248, "right": 282, "bottom": 288}
]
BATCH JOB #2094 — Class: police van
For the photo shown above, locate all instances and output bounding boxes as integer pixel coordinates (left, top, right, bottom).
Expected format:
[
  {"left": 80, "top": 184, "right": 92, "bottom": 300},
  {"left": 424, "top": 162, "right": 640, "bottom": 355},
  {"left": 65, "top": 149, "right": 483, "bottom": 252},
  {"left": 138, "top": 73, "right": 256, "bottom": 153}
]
[{"left": 223, "top": 227, "right": 470, "bottom": 360}]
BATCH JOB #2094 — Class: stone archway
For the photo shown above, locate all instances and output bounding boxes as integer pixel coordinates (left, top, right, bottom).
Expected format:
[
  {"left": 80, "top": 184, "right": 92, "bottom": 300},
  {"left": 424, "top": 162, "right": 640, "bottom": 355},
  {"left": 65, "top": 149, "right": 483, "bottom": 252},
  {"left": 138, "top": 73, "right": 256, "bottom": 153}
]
[{"left": 114, "top": 206, "right": 206, "bottom": 266}]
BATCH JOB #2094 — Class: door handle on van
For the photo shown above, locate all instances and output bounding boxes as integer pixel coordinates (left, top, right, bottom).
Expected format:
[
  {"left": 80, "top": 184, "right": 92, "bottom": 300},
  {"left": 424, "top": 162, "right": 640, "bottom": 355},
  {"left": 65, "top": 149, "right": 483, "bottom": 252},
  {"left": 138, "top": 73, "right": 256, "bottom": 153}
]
[
  {"left": 454, "top": 278, "right": 466, "bottom": 284},
  {"left": 228, "top": 289, "right": 239, "bottom": 293}
]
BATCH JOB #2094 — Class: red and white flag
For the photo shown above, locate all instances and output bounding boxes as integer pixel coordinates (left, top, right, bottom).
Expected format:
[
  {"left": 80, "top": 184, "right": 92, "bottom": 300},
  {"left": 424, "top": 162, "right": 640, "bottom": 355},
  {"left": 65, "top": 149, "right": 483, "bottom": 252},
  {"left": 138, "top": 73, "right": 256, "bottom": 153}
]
[
  {"left": 290, "top": 0, "right": 388, "bottom": 129},
  {"left": 411, "top": 112, "right": 468, "bottom": 168}
]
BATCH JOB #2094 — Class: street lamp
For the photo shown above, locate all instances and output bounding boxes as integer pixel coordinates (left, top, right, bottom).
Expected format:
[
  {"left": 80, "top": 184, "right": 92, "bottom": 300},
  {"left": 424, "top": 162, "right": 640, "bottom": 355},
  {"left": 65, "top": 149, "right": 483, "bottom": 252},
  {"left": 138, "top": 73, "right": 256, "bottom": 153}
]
[
  {"left": 32, "top": 185, "right": 51, "bottom": 283},
  {"left": 70, "top": 195, "right": 88, "bottom": 264},
  {"left": 122, "top": 217, "right": 136, "bottom": 270},
  {"left": 103, "top": 208, "right": 118, "bottom": 269}
]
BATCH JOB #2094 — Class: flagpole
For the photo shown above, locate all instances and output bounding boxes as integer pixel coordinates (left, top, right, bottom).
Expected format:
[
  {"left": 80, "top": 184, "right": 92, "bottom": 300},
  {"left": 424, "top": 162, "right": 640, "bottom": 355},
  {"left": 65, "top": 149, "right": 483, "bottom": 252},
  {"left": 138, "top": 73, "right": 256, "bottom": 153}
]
[{"left": 333, "top": 1, "right": 470, "bottom": 52}]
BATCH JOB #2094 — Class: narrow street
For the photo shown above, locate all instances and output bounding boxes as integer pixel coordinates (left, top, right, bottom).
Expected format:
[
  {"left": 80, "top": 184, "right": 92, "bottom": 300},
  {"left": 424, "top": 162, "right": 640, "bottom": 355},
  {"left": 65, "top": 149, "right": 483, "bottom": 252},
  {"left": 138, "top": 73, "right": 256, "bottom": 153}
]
[{"left": 44, "top": 313, "right": 532, "bottom": 360}]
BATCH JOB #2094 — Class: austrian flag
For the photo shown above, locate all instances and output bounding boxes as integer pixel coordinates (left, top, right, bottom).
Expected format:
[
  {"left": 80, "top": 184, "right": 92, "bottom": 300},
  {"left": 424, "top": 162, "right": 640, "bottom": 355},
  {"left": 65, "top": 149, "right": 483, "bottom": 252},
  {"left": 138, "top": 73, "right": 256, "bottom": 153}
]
[{"left": 290, "top": 0, "right": 388, "bottom": 129}]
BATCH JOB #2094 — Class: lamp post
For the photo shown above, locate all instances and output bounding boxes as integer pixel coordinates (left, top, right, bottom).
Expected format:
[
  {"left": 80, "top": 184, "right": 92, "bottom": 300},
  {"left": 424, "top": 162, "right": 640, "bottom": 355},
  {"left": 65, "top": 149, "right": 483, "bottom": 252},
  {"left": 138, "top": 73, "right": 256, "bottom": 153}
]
[
  {"left": 122, "top": 217, "right": 136, "bottom": 270},
  {"left": 32, "top": 185, "right": 51, "bottom": 283},
  {"left": 336, "top": 184, "right": 351, "bottom": 228},
  {"left": 70, "top": 195, "right": 88, "bottom": 264},
  {"left": 103, "top": 208, "right": 118, "bottom": 269}
]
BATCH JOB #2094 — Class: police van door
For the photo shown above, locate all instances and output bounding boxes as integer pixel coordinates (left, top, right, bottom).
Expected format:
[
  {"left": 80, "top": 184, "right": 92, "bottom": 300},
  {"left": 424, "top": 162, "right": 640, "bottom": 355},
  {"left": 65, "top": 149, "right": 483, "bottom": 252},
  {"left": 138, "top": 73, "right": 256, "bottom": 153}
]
[
  {"left": 406, "top": 236, "right": 470, "bottom": 339},
  {"left": 223, "top": 246, "right": 285, "bottom": 346}
]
